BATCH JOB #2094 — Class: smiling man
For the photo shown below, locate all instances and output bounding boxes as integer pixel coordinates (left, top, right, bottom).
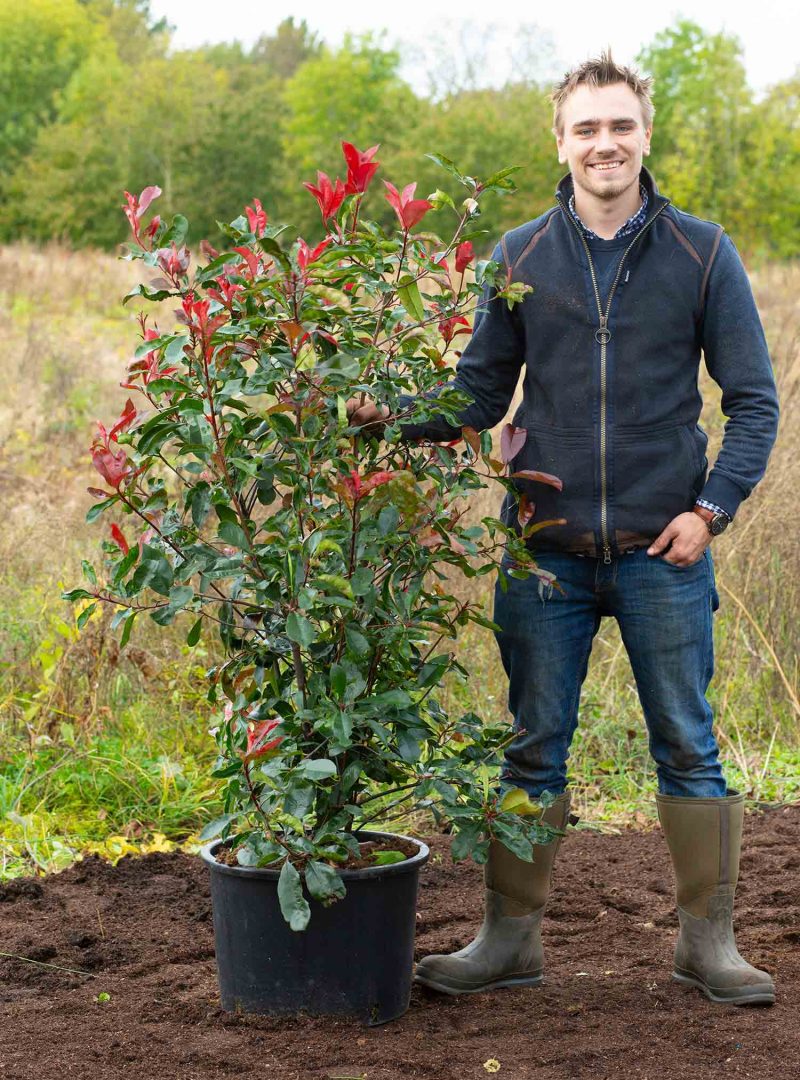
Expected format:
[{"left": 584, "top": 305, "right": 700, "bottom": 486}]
[{"left": 349, "top": 51, "right": 779, "bottom": 1005}]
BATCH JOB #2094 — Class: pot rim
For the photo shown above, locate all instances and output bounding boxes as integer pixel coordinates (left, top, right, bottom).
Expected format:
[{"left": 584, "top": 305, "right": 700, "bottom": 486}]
[{"left": 200, "top": 828, "right": 430, "bottom": 881}]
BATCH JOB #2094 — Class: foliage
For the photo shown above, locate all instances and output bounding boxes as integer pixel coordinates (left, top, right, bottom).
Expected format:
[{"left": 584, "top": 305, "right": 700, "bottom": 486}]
[
  {"left": 2, "top": 248, "right": 797, "bottom": 883},
  {"left": 1, "top": 10, "right": 797, "bottom": 258},
  {"left": 0, "top": 0, "right": 106, "bottom": 179},
  {"left": 63, "top": 143, "right": 565, "bottom": 928}
]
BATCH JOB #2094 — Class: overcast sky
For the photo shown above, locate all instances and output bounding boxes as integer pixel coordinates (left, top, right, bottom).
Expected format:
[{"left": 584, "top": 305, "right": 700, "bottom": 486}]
[{"left": 148, "top": 0, "right": 798, "bottom": 98}]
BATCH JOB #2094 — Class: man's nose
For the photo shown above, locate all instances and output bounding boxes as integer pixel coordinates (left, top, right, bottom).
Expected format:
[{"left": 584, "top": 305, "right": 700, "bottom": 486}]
[{"left": 596, "top": 127, "right": 618, "bottom": 153}]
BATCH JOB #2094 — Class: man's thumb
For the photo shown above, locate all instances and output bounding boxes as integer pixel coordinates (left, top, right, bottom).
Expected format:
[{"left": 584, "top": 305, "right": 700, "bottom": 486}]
[{"left": 647, "top": 527, "right": 673, "bottom": 556}]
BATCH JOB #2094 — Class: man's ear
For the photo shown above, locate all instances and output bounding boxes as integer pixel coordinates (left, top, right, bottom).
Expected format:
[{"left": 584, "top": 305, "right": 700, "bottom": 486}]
[
  {"left": 643, "top": 126, "right": 653, "bottom": 156},
  {"left": 555, "top": 131, "right": 567, "bottom": 164}
]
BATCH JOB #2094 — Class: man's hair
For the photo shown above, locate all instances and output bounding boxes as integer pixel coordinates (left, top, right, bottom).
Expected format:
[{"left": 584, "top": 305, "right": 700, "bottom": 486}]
[{"left": 550, "top": 49, "right": 654, "bottom": 135}]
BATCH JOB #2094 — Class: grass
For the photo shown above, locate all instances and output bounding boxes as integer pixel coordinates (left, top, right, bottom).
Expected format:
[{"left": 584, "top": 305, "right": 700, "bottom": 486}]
[{"left": 0, "top": 244, "right": 798, "bottom": 877}]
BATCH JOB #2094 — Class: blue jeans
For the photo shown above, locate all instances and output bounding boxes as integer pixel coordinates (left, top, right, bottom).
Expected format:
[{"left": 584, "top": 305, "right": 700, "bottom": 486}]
[{"left": 493, "top": 547, "right": 726, "bottom": 798}]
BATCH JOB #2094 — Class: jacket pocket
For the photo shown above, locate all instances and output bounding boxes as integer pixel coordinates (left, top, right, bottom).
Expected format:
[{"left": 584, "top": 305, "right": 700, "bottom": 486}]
[
  {"left": 506, "top": 423, "right": 596, "bottom": 549},
  {"left": 613, "top": 422, "right": 697, "bottom": 538}
]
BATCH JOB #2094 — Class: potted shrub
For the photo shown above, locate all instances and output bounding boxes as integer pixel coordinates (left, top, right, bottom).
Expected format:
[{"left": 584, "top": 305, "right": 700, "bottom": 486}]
[{"left": 65, "top": 141, "right": 563, "bottom": 1024}]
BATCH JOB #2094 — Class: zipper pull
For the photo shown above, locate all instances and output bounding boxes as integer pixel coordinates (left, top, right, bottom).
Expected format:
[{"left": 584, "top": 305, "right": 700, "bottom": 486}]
[
  {"left": 624, "top": 269, "right": 630, "bottom": 283},
  {"left": 603, "top": 542, "right": 612, "bottom": 565},
  {"left": 595, "top": 316, "right": 611, "bottom": 345}
]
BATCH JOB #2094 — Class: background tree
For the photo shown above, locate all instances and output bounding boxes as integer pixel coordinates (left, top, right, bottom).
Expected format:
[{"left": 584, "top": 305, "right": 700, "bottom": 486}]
[
  {"left": 0, "top": 0, "right": 107, "bottom": 183},
  {"left": 636, "top": 21, "right": 751, "bottom": 229}
]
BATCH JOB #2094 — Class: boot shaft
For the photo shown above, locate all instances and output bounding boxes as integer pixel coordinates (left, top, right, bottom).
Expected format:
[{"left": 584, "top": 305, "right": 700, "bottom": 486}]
[
  {"left": 485, "top": 791, "right": 571, "bottom": 911},
  {"left": 656, "top": 791, "right": 744, "bottom": 917}
]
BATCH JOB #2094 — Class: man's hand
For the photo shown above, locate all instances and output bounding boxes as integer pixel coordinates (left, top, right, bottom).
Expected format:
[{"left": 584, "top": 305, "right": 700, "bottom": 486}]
[
  {"left": 647, "top": 511, "right": 712, "bottom": 566},
  {"left": 346, "top": 396, "right": 391, "bottom": 439}
]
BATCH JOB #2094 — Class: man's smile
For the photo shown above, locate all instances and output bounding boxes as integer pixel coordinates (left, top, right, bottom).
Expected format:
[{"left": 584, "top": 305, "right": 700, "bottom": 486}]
[{"left": 587, "top": 160, "right": 624, "bottom": 172}]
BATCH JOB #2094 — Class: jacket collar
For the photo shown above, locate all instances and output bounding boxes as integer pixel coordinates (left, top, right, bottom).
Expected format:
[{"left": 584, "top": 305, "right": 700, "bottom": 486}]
[{"left": 555, "top": 166, "right": 670, "bottom": 228}]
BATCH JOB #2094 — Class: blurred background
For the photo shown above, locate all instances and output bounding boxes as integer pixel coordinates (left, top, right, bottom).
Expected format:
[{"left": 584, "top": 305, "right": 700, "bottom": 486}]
[{"left": 1, "top": 1, "right": 798, "bottom": 876}]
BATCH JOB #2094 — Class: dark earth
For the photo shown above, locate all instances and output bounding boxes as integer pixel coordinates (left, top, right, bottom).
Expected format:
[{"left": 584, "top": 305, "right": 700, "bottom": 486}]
[{"left": 1, "top": 805, "right": 798, "bottom": 1079}]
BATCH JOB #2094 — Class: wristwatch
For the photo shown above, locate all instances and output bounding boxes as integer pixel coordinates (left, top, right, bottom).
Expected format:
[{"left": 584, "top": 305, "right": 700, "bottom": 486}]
[{"left": 693, "top": 504, "right": 731, "bottom": 536}]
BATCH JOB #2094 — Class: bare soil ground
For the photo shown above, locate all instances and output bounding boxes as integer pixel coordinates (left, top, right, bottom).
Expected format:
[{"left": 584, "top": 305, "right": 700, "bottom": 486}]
[{"left": 1, "top": 805, "right": 798, "bottom": 1080}]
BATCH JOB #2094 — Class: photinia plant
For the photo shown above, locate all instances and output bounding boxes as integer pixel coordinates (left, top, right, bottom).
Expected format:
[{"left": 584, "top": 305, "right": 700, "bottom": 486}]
[{"left": 65, "top": 142, "right": 565, "bottom": 930}]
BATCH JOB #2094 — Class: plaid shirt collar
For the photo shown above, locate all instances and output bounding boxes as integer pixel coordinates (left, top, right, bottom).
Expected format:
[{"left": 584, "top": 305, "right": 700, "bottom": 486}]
[{"left": 568, "top": 184, "right": 649, "bottom": 240}]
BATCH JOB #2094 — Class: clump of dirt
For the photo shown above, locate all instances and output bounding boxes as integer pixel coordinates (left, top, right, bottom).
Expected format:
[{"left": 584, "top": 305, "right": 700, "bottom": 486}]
[{"left": 1, "top": 806, "right": 799, "bottom": 1080}]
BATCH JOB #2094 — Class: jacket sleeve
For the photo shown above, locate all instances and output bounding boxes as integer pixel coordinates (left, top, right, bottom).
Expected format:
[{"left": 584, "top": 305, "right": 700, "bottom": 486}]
[
  {"left": 698, "top": 233, "right": 779, "bottom": 519},
  {"left": 396, "top": 241, "right": 526, "bottom": 443}
]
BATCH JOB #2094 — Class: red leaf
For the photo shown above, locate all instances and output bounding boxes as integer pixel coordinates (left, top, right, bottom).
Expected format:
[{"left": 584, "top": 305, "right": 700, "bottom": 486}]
[
  {"left": 108, "top": 398, "right": 137, "bottom": 441},
  {"left": 137, "top": 185, "right": 162, "bottom": 218},
  {"left": 500, "top": 424, "right": 527, "bottom": 464},
  {"left": 455, "top": 241, "right": 475, "bottom": 273},
  {"left": 360, "top": 470, "right": 397, "bottom": 495},
  {"left": 510, "top": 470, "right": 563, "bottom": 491},
  {"left": 245, "top": 718, "right": 283, "bottom": 762},
  {"left": 110, "top": 523, "right": 129, "bottom": 555},
  {"left": 233, "top": 246, "right": 260, "bottom": 279},
  {"left": 517, "top": 493, "right": 535, "bottom": 528},
  {"left": 462, "top": 426, "right": 482, "bottom": 455}
]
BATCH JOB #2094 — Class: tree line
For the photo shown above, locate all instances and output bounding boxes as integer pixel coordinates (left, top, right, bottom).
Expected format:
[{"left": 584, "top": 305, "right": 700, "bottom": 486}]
[{"left": 0, "top": 2, "right": 796, "bottom": 259}]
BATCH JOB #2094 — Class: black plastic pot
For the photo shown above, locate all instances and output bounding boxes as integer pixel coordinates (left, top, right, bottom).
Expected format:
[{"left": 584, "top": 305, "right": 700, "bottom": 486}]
[{"left": 200, "top": 830, "right": 429, "bottom": 1025}]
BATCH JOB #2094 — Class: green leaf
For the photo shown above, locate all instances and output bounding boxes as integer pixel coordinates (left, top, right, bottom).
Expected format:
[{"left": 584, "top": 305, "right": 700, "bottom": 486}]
[
  {"left": 370, "top": 689, "right": 411, "bottom": 709},
  {"left": 450, "top": 823, "right": 481, "bottom": 861},
  {"left": 480, "top": 164, "right": 523, "bottom": 194},
  {"left": 76, "top": 603, "right": 97, "bottom": 630},
  {"left": 119, "top": 609, "right": 136, "bottom": 649},
  {"left": 198, "top": 813, "right": 240, "bottom": 842},
  {"left": 370, "top": 850, "right": 406, "bottom": 866},
  {"left": 186, "top": 618, "right": 202, "bottom": 647},
  {"left": 377, "top": 504, "right": 399, "bottom": 536},
  {"left": 397, "top": 274, "right": 425, "bottom": 322},
  {"left": 499, "top": 787, "right": 542, "bottom": 816},
  {"left": 317, "top": 573, "right": 353, "bottom": 599},
  {"left": 330, "top": 663, "right": 347, "bottom": 700},
  {"left": 316, "top": 352, "right": 361, "bottom": 380},
  {"left": 345, "top": 625, "right": 370, "bottom": 657},
  {"left": 86, "top": 496, "right": 117, "bottom": 524},
  {"left": 81, "top": 560, "right": 97, "bottom": 585},
  {"left": 161, "top": 213, "right": 188, "bottom": 248},
  {"left": 305, "top": 860, "right": 346, "bottom": 905},
  {"left": 286, "top": 611, "right": 315, "bottom": 647},
  {"left": 277, "top": 860, "right": 310, "bottom": 932},
  {"left": 61, "top": 588, "right": 94, "bottom": 602},
  {"left": 299, "top": 758, "right": 338, "bottom": 780},
  {"left": 132, "top": 546, "right": 174, "bottom": 596},
  {"left": 187, "top": 483, "right": 211, "bottom": 528},
  {"left": 424, "top": 152, "right": 469, "bottom": 185},
  {"left": 218, "top": 520, "right": 249, "bottom": 550},
  {"left": 467, "top": 611, "right": 503, "bottom": 632},
  {"left": 426, "top": 188, "right": 457, "bottom": 212},
  {"left": 150, "top": 585, "right": 194, "bottom": 626}
]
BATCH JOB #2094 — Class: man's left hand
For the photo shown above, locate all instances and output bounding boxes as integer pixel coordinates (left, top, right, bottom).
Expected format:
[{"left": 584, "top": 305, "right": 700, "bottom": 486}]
[{"left": 647, "top": 512, "right": 711, "bottom": 566}]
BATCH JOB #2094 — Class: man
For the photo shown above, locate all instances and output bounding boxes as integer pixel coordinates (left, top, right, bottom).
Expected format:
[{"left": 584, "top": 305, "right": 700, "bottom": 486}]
[{"left": 348, "top": 52, "right": 779, "bottom": 1005}]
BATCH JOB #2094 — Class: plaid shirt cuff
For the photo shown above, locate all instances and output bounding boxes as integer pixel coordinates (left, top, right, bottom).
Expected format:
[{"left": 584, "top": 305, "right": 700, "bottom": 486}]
[{"left": 695, "top": 498, "right": 731, "bottom": 520}]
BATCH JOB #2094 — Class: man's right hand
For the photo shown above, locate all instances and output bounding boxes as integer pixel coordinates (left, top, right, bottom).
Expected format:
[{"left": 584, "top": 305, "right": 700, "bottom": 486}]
[{"left": 345, "top": 396, "right": 391, "bottom": 439}]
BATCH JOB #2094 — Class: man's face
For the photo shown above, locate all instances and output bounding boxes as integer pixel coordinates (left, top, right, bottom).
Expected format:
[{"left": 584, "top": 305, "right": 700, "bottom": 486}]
[{"left": 555, "top": 82, "right": 652, "bottom": 202}]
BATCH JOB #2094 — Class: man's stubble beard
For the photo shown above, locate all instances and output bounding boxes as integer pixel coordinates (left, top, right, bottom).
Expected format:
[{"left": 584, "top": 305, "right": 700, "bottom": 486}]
[{"left": 574, "top": 165, "right": 639, "bottom": 203}]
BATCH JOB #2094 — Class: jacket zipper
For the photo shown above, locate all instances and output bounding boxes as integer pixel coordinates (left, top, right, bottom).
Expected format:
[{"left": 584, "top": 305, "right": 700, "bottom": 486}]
[{"left": 556, "top": 195, "right": 670, "bottom": 563}]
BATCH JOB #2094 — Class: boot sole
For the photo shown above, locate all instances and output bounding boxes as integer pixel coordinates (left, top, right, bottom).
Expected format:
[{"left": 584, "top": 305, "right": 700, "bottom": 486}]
[
  {"left": 414, "top": 971, "right": 544, "bottom": 996},
  {"left": 673, "top": 970, "right": 775, "bottom": 1006}
]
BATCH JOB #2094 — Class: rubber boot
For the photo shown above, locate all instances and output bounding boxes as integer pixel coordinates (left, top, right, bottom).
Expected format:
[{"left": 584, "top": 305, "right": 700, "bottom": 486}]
[
  {"left": 413, "top": 792, "right": 570, "bottom": 995},
  {"left": 656, "top": 791, "right": 775, "bottom": 1005}
]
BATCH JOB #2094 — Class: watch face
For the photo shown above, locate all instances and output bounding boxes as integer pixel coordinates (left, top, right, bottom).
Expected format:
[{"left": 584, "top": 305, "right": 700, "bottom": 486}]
[{"left": 710, "top": 513, "right": 729, "bottom": 536}]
